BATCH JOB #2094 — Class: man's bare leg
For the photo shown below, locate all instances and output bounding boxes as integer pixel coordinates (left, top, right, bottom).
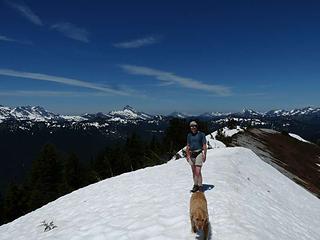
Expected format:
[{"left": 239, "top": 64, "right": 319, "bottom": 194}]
[
  {"left": 195, "top": 166, "right": 202, "bottom": 186},
  {"left": 191, "top": 165, "right": 197, "bottom": 185}
]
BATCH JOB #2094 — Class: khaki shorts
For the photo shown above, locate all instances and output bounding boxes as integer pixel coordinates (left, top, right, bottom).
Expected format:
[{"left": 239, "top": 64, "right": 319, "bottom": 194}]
[{"left": 188, "top": 152, "right": 203, "bottom": 166}]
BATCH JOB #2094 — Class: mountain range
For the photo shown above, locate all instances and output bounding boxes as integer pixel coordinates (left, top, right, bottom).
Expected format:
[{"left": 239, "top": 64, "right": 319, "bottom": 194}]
[
  {"left": 1, "top": 104, "right": 320, "bottom": 124},
  {"left": 1, "top": 104, "right": 320, "bottom": 195},
  {"left": 1, "top": 104, "right": 320, "bottom": 143}
]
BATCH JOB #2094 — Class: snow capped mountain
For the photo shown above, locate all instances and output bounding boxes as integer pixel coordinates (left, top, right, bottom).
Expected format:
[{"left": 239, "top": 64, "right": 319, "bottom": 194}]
[
  {"left": 60, "top": 115, "right": 88, "bottom": 122},
  {"left": 200, "top": 112, "right": 231, "bottom": 118},
  {"left": 169, "top": 111, "right": 191, "bottom": 118},
  {"left": 265, "top": 109, "right": 288, "bottom": 117},
  {"left": 81, "top": 112, "right": 108, "bottom": 121},
  {"left": 108, "top": 105, "right": 153, "bottom": 121},
  {"left": 288, "top": 107, "right": 315, "bottom": 116},
  {"left": 1, "top": 133, "right": 319, "bottom": 239},
  {"left": 265, "top": 107, "right": 320, "bottom": 117},
  {"left": 3, "top": 106, "right": 61, "bottom": 122},
  {"left": 0, "top": 106, "right": 11, "bottom": 120},
  {"left": 240, "top": 108, "right": 263, "bottom": 117},
  {"left": 0, "top": 105, "right": 155, "bottom": 124}
]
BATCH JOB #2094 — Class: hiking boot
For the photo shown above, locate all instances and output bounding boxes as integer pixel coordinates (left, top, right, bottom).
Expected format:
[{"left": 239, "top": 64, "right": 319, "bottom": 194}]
[
  {"left": 198, "top": 185, "right": 204, "bottom": 192},
  {"left": 191, "top": 185, "right": 199, "bottom": 193}
]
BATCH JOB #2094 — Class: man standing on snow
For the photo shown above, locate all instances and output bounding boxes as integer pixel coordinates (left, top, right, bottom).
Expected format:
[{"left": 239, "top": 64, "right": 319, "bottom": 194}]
[{"left": 186, "top": 121, "right": 207, "bottom": 192}]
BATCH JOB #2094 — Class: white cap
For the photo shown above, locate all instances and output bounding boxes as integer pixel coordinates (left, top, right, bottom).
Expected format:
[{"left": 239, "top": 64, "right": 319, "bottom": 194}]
[{"left": 189, "top": 121, "right": 198, "bottom": 126}]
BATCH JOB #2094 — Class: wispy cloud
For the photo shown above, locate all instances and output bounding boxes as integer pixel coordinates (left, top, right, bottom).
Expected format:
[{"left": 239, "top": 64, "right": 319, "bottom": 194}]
[
  {"left": 0, "top": 35, "right": 16, "bottom": 42},
  {"left": 5, "top": 1, "right": 43, "bottom": 26},
  {"left": 119, "top": 65, "right": 231, "bottom": 96},
  {"left": 0, "top": 90, "right": 80, "bottom": 97},
  {"left": 51, "top": 22, "right": 89, "bottom": 43},
  {"left": 0, "top": 90, "right": 124, "bottom": 97},
  {"left": 237, "top": 92, "right": 267, "bottom": 97},
  {"left": 113, "top": 36, "right": 161, "bottom": 48},
  {"left": 0, "top": 69, "right": 131, "bottom": 96},
  {"left": 0, "top": 35, "right": 32, "bottom": 45}
]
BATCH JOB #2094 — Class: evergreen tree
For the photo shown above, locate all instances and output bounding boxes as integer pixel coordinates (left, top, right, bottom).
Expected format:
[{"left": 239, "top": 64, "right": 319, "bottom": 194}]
[
  {"left": 91, "top": 150, "right": 112, "bottom": 180},
  {"left": 91, "top": 142, "right": 135, "bottom": 181},
  {"left": 143, "top": 135, "right": 163, "bottom": 166},
  {"left": 103, "top": 147, "right": 117, "bottom": 177},
  {"left": 108, "top": 145, "right": 132, "bottom": 175},
  {"left": 163, "top": 118, "right": 188, "bottom": 155},
  {"left": 195, "top": 119, "right": 209, "bottom": 134},
  {"left": 119, "top": 149, "right": 133, "bottom": 172},
  {"left": 0, "top": 192, "right": 4, "bottom": 225},
  {"left": 143, "top": 146, "right": 163, "bottom": 167},
  {"left": 227, "top": 118, "right": 237, "bottom": 129},
  {"left": 125, "top": 133, "right": 145, "bottom": 170},
  {"left": 2, "top": 183, "right": 28, "bottom": 223},
  {"left": 150, "top": 135, "right": 161, "bottom": 155},
  {"left": 61, "top": 153, "right": 83, "bottom": 194},
  {"left": 27, "top": 144, "right": 63, "bottom": 210},
  {"left": 81, "top": 157, "right": 98, "bottom": 185}
]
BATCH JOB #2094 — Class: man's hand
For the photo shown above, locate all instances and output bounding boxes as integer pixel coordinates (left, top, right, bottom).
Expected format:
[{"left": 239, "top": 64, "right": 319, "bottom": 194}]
[
  {"left": 186, "top": 145, "right": 191, "bottom": 162},
  {"left": 202, "top": 143, "right": 207, "bottom": 162},
  {"left": 202, "top": 152, "right": 206, "bottom": 162}
]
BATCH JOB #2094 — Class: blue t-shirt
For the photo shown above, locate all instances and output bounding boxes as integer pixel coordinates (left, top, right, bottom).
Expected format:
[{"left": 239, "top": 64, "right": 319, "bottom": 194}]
[{"left": 187, "top": 131, "right": 206, "bottom": 151}]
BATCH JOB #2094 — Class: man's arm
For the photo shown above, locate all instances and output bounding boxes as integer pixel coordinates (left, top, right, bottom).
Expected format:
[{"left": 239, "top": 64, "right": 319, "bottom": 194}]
[
  {"left": 202, "top": 134, "right": 207, "bottom": 161},
  {"left": 186, "top": 134, "right": 191, "bottom": 160},
  {"left": 202, "top": 143, "right": 207, "bottom": 161},
  {"left": 186, "top": 144, "right": 191, "bottom": 160}
]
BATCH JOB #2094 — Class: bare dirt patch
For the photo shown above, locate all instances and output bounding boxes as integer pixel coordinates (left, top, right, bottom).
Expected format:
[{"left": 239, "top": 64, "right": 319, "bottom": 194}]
[{"left": 231, "top": 128, "right": 320, "bottom": 198}]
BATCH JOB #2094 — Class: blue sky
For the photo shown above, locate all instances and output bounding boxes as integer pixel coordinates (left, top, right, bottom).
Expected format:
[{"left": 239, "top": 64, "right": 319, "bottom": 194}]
[{"left": 0, "top": 0, "right": 320, "bottom": 115}]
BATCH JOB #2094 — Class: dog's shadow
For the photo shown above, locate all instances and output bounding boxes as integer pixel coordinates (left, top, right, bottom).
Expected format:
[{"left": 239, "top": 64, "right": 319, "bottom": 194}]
[
  {"left": 194, "top": 221, "right": 213, "bottom": 240},
  {"left": 202, "top": 184, "right": 214, "bottom": 192}
]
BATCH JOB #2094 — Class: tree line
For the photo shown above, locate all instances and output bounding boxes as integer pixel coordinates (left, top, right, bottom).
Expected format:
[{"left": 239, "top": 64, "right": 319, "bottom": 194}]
[{"left": 0, "top": 118, "right": 209, "bottom": 225}]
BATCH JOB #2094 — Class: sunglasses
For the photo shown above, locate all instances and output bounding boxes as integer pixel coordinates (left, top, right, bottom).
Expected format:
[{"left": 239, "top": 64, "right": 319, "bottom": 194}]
[{"left": 190, "top": 126, "right": 197, "bottom": 128}]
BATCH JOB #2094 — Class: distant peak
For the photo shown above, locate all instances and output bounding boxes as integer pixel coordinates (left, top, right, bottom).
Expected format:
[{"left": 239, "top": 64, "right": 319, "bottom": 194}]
[
  {"left": 123, "top": 105, "right": 136, "bottom": 112},
  {"left": 32, "top": 106, "right": 46, "bottom": 111},
  {"left": 242, "top": 108, "right": 255, "bottom": 113},
  {"left": 169, "top": 111, "right": 190, "bottom": 118}
]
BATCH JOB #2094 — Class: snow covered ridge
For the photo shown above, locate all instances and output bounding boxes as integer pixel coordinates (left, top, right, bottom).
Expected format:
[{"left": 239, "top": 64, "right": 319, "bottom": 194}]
[
  {"left": 1, "top": 147, "right": 319, "bottom": 239},
  {"left": 214, "top": 126, "right": 244, "bottom": 137},
  {"left": 289, "top": 133, "right": 311, "bottom": 143},
  {"left": 215, "top": 117, "right": 267, "bottom": 126}
]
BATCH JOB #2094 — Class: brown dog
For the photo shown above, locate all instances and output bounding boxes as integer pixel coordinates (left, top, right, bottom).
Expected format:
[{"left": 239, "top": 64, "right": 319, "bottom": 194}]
[{"left": 190, "top": 192, "right": 209, "bottom": 239}]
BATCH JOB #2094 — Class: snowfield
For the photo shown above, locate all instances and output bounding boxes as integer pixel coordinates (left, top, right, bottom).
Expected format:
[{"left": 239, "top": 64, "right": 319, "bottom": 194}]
[
  {"left": 1, "top": 143, "right": 320, "bottom": 239},
  {"left": 289, "top": 133, "right": 311, "bottom": 143}
]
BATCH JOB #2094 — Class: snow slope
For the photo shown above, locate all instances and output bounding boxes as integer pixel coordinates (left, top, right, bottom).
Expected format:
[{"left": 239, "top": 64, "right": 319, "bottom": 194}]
[
  {"left": 1, "top": 147, "right": 320, "bottom": 239},
  {"left": 289, "top": 133, "right": 311, "bottom": 143},
  {"left": 212, "top": 126, "right": 244, "bottom": 138}
]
